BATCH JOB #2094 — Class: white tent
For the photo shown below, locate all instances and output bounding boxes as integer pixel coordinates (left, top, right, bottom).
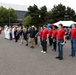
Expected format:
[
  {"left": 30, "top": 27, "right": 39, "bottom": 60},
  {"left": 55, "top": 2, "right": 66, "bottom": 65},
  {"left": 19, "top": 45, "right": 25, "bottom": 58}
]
[{"left": 54, "top": 21, "right": 76, "bottom": 27}]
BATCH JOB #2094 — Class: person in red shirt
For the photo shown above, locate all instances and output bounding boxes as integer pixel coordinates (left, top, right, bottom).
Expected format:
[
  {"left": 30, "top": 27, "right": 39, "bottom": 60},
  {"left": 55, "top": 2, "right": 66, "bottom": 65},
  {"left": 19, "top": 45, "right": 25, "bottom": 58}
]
[
  {"left": 41, "top": 25, "right": 48, "bottom": 54},
  {"left": 70, "top": 24, "right": 76, "bottom": 57},
  {"left": 48, "top": 27, "right": 53, "bottom": 46},
  {"left": 40, "top": 27, "right": 43, "bottom": 46},
  {"left": 0, "top": 26, "right": 2, "bottom": 34},
  {"left": 56, "top": 24, "right": 66, "bottom": 60},
  {"left": 52, "top": 26, "right": 57, "bottom": 51}
]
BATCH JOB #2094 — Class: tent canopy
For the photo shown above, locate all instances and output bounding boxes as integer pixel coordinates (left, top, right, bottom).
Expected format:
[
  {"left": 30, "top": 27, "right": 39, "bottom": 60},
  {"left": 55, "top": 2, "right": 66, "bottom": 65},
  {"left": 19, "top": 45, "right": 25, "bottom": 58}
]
[{"left": 54, "top": 21, "right": 76, "bottom": 27}]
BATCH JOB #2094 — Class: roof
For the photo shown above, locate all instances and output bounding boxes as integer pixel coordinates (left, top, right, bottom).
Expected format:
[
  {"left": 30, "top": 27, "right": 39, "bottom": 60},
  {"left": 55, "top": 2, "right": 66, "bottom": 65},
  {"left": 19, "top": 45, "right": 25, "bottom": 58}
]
[
  {"left": 0, "top": 2, "right": 28, "bottom": 11},
  {"left": 54, "top": 21, "right": 76, "bottom": 26}
]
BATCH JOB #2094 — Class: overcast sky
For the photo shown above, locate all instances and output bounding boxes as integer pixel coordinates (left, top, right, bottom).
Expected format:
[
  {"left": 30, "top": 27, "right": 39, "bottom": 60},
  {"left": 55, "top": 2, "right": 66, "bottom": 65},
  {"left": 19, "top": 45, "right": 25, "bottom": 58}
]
[{"left": 0, "top": 0, "right": 76, "bottom": 11}]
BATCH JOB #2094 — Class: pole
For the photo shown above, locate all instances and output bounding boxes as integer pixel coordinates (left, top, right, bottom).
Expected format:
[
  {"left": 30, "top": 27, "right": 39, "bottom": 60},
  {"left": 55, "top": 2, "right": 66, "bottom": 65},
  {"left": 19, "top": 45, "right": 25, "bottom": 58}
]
[{"left": 9, "top": 10, "right": 10, "bottom": 26}]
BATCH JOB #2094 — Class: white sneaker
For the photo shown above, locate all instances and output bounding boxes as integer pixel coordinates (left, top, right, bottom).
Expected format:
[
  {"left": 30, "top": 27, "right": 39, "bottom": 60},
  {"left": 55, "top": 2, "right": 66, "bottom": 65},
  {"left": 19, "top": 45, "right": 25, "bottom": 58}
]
[
  {"left": 41, "top": 51, "right": 44, "bottom": 53},
  {"left": 43, "top": 51, "right": 46, "bottom": 54}
]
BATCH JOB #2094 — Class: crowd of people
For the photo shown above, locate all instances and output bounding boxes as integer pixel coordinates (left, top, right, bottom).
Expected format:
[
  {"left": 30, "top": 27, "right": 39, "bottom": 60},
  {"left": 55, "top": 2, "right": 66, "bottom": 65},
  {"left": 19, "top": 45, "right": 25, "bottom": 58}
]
[{"left": 3, "top": 23, "right": 76, "bottom": 60}]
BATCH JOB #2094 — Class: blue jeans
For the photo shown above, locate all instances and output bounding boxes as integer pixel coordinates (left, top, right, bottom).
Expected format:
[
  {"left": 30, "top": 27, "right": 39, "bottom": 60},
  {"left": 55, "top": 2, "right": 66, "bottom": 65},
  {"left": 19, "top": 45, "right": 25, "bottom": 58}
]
[
  {"left": 58, "top": 40, "right": 63, "bottom": 58},
  {"left": 71, "top": 38, "right": 76, "bottom": 56}
]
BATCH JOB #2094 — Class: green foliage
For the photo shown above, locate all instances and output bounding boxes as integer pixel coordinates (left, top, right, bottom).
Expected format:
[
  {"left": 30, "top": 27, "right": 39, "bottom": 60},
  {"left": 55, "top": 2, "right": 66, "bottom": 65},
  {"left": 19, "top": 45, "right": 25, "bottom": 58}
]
[
  {"left": 23, "top": 3, "right": 76, "bottom": 26},
  {"left": 8, "top": 8, "right": 17, "bottom": 23},
  {"left": 27, "top": 4, "right": 47, "bottom": 27},
  {"left": 51, "top": 4, "right": 76, "bottom": 23},
  {"left": 0, "top": 6, "right": 17, "bottom": 26},
  {"left": 22, "top": 15, "right": 32, "bottom": 26},
  {"left": 0, "top": 6, "right": 8, "bottom": 23}
]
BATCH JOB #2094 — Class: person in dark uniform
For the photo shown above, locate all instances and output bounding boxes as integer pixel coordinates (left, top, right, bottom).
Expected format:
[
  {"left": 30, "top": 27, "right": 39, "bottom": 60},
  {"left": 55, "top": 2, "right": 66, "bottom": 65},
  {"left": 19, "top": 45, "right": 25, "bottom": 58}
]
[
  {"left": 29, "top": 26, "right": 36, "bottom": 49},
  {"left": 9, "top": 27, "right": 12, "bottom": 40},
  {"left": 14, "top": 27, "right": 19, "bottom": 42},
  {"left": 23, "top": 27, "right": 28, "bottom": 46}
]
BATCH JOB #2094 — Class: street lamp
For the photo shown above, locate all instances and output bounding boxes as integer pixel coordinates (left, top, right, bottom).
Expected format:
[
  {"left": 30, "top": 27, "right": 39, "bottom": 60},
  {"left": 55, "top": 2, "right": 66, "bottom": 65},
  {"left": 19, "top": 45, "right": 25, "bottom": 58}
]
[{"left": 9, "top": 9, "right": 10, "bottom": 26}]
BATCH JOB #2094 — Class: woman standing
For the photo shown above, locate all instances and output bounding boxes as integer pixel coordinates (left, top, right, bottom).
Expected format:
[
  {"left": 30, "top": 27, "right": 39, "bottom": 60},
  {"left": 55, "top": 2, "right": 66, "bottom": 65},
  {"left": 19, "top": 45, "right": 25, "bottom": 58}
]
[
  {"left": 70, "top": 24, "right": 76, "bottom": 57},
  {"left": 9, "top": 27, "right": 12, "bottom": 40},
  {"left": 19, "top": 27, "right": 24, "bottom": 44},
  {"left": 23, "top": 27, "right": 28, "bottom": 46}
]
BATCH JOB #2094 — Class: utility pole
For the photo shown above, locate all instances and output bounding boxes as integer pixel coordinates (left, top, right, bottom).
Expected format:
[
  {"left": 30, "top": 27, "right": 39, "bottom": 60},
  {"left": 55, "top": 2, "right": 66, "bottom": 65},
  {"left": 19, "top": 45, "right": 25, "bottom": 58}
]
[{"left": 9, "top": 9, "right": 10, "bottom": 26}]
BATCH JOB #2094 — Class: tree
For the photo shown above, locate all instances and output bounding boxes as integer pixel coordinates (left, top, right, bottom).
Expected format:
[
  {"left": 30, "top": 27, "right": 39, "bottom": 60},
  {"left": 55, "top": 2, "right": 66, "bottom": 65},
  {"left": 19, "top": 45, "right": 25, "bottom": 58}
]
[
  {"left": 39, "top": 6, "right": 47, "bottom": 24},
  {"left": 28, "top": 4, "right": 40, "bottom": 26},
  {"left": 0, "top": 6, "right": 17, "bottom": 26},
  {"left": 8, "top": 8, "right": 17, "bottom": 23},
  {"left": 28, "top": 4, "right": 47, "bottom": 26},
  {"left": 51, "top": 4, "right": 66, "bottom": 23},
  {"left": 50, "top": 3, "right": 76, "bottom": 23},
  {"left": 23, "top": 4, "right": 76, "bottom": 27},
  {"left": 45, "top": 10, "right": 53, "bottom": 23},
  {"left": 0, "top": 6, "right": 8, "bottom": 23},
  {"left": 66, "top": 7, "right": 76, "bottom": 21},
  {"left": 22, "top": 15, "right": 32, "bottom": 26}
]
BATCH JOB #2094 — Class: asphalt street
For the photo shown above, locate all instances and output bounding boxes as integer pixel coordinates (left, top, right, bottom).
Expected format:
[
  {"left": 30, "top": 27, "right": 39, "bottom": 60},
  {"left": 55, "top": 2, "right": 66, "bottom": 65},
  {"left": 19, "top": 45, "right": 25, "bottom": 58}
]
[{"left": 0, "top": 33, "right": 76, "bottom": 75}]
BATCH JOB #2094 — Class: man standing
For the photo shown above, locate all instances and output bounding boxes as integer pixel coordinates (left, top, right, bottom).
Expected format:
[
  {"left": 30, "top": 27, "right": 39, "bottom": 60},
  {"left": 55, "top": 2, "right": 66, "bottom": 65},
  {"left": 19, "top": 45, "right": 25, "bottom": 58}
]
[
  {"left": 56, "top": 24, "right": 66, "bottom": 60},
  {"left": 29, "top": 26, "right": 36, "bottom": 49},
  {"left": 40, "top": 27, "right": 43, "bottom": 46},
  {"left": 48, "top": 27, "right": 53, "bottom": 46},
  {"left": 52, "top": 26, "right": 57, "bottom": 51},
  {"left": 70, "top": 24, "right": 76, "bottom": 57},
  {"left": 41, "top": 26, "right": 48, "bottom": 53}
]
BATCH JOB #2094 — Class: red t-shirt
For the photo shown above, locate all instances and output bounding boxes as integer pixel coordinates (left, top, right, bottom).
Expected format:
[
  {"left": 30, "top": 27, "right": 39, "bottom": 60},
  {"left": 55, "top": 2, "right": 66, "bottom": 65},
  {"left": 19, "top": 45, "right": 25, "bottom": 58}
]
[
  {"left": 42, "top": 29, "right": 48, "bottom": 39},
  {"left": 0, "top": 28, "right": 2, "bottom": 34},
  {"left": 52, "top": 30, "right": 57, "bottom": 38},
  {"left": 40, "top": 30, "right": 43, "bottom": 38},
  {"left": 70, "top": 28, "right": 76, "bottom": 38},
  {"left": 49, "top": 30, "right": 53, "bottom": 37},
  {"left": 57, "top": 29, "right": 65, "bottom": 40}
]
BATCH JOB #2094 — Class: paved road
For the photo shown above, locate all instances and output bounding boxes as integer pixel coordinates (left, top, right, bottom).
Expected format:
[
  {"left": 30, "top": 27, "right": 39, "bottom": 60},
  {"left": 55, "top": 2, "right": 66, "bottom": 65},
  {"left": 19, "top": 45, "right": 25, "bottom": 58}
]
[{"left": 0, "top": 33, "right": 76, "bottom": 75}]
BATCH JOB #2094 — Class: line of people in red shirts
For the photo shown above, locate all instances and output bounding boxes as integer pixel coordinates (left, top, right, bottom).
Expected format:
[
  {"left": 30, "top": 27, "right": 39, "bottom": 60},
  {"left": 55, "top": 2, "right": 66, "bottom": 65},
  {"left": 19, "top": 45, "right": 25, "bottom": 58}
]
[{"left": 40, "top": 23, "right": 76, "bottom": 60}]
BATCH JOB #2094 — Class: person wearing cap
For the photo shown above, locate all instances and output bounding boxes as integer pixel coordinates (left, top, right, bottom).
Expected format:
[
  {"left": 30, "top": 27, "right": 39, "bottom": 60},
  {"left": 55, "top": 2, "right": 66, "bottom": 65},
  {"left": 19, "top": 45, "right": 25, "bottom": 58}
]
[
  {"left": 29, "top": 26, "right": 36, "bottom": 49},
  {"left": 56, "top": 24, "right": 66, "bottom": 60},
  {"left": 41, "top": 26, "right": 49, "bottom": 53},
  {"left": 70, "top": 24, "right": 76, "bottom": 57}
]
